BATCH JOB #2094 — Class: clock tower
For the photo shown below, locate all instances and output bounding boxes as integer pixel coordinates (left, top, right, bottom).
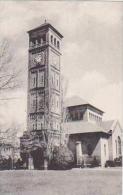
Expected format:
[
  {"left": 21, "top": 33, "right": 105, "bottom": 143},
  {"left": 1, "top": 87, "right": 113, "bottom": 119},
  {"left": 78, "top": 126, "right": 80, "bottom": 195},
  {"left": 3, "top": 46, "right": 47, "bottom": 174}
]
[{"left": 27, "top": 22, "right": 63, "bottom": 144}]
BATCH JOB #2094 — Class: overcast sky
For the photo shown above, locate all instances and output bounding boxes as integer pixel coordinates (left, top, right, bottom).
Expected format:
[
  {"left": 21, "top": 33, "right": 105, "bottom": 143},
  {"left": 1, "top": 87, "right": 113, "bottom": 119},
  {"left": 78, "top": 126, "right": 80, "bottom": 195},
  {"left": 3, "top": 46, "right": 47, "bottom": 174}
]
[{"left": 0, "top": 1, "right": 122, "bottom": 132}]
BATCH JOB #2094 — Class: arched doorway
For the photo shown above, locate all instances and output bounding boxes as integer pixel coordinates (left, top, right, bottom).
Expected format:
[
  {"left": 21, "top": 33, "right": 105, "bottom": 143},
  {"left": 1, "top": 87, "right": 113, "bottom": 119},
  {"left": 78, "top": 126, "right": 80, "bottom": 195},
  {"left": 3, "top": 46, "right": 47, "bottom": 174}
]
[{"left": 31, "top": 148, "right": 44, "bottom": 169}]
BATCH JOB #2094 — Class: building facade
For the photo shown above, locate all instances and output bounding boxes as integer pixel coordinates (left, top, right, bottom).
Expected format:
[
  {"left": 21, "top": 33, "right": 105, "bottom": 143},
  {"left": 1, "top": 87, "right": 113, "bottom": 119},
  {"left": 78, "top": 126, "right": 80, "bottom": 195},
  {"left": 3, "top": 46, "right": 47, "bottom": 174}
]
[{"left": 63, "top": 96, "right": 122, "bottom": 167}]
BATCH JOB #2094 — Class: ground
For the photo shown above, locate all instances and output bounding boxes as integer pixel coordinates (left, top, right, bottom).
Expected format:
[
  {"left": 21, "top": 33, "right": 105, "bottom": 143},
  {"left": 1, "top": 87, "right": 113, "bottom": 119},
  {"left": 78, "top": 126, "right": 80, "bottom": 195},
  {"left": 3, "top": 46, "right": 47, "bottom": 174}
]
[{"left": 0, "top": 168, "right": 122, "bottom": 195}]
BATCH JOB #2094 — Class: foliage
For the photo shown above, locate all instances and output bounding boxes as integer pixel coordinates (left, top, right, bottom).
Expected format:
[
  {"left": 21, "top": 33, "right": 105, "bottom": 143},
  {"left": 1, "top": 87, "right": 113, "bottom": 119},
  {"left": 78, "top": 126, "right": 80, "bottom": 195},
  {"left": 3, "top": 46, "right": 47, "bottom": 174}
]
[
  {"left": 49, "top": 145, "right": 74, "bottom": 170},
  {"left": 105, "top": 160, "right": 115, "bottom": 167},
  {"left": 114, "top": 156, "right": 122, "bottom": 167},
  {"left": 105, "top": 156, "right": 122, "bottom": 167},
  {"left": 0, "top": 39, "right": 21, "bottom": 93}
]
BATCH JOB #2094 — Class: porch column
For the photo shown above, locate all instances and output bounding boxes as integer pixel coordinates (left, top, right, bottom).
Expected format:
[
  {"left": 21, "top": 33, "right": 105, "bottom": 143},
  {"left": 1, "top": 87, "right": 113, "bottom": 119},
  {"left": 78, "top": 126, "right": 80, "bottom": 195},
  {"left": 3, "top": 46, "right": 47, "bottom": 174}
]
[
  {"left": 76, "top": 141, "right": 83, "bottom": 167},
  {"left": 28, "top": 154, "right": 34, "bottom": 170},
  {"left": 43, "top": 159, "right": 48, "bottom": 170}
]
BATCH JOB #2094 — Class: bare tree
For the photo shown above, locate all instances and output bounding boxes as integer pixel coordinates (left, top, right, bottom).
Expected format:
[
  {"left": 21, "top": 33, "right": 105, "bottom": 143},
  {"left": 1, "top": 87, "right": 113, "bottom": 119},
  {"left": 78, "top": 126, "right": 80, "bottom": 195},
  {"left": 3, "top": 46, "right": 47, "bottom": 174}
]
[{"left": 0, "top": 39, "right": 21, "bottom": 95}]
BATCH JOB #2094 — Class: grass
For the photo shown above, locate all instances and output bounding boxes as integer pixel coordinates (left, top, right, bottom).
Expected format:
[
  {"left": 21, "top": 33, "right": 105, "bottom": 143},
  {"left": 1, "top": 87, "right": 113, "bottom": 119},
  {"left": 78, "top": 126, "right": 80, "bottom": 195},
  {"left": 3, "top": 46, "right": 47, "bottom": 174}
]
[{"left": 0, "top": 168, "right": 122, "bottom": 195}]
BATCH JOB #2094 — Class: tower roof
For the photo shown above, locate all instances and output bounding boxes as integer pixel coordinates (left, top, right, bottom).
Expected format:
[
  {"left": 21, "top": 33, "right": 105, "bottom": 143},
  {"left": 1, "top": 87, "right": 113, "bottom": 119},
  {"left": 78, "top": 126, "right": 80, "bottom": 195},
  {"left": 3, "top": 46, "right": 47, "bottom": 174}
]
[
  {"left": 64, "top": 96, "right": 104, "bottom": 113},
  {"left": 27, "top": 22, "right": 63, "bottom": 38}
]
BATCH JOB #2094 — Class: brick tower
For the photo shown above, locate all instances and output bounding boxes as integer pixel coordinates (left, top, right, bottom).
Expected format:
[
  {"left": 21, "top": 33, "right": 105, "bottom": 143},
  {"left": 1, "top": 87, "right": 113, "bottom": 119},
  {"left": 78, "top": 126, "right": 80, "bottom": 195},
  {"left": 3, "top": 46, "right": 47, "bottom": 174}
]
[{"left": 27, "top": 22, "right": 63, "bottom": 145}]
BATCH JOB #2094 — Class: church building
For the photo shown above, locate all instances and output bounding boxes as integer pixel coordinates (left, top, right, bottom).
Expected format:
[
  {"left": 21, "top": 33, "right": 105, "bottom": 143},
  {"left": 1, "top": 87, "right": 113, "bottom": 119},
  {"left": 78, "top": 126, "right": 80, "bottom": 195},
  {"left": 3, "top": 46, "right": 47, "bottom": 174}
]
[
  {"left": 20, "top": 22, "right": 122, "bottom": 169},
  {"left": 63, "top": 96, "right": 122, "bottom": 167}
]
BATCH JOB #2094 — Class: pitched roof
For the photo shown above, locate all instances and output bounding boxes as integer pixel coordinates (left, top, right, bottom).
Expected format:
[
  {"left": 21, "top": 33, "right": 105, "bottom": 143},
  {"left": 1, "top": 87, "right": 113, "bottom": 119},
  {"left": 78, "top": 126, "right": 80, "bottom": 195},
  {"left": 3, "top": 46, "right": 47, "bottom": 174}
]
[
  {"left": 64, "top": 96, "right": 104, "bottom": 114},
  {"left": 64, "top": 96, "right": 88, "bottom": 107},
  {"left": 62, "top": 121, "right": 107, "bottom": 135},
  {"left": 28, "top": 23, "right": 63, "bottom": 38},
  {"left": 101, "top": 120, "right": 123, "bottom": 133},
  {"left": 101, "top": 120, "right": 115, "bottom": 132}
]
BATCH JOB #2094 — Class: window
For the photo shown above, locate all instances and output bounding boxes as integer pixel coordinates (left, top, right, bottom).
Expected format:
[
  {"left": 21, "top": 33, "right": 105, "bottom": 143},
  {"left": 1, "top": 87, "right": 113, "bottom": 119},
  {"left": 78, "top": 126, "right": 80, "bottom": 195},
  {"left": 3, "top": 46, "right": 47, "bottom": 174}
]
[
  {"left": 104, "top": 144, "right": 106, "bottom": 156},
  {"left": 54, "top": 38, "right": 56, "bottom": 46},
  {"left": 33, "top": 99, "right": 36, "bottom": 107},
  {"left": 41, "top": 75, "right": 44, "bottom": 83},
  {"left": 33, "top": 124, "right": 35, "bottom": 130},
  {"left": 38, "top": 71, "right": 44, "bottom": 87},
  {"left": 33, "top": 76, "right": 36, "bottom": 87},
  {"left": 57, "top": 41, "right": 60, "bottom": 49},
  {"left": 39, "top": 99, "right": 43, "bottom": 109},
  {"left": 115, "top": 140, "right": 117, "bottom": 155},
  {"left": 57, "top": 79, "right": 59, "bottom": 87},
  {"left": 118, "top": 136, "right": 121, "bottom": 156},
  {"left": 51, "top": 35, "right": 53, "bottom": 44}
]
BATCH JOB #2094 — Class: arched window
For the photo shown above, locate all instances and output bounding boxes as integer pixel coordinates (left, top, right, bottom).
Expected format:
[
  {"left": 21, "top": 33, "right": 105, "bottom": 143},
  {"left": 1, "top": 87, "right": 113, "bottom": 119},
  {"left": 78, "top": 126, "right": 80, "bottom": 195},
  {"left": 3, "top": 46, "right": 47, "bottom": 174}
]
[
  {"left": 115, "top": 140, "right": 117, "bottom": 155},
  {"left": 54, "top": 38, "right": 56, "bottom": 46},
  {"left": 51, "top": 35, "right": 53, "bottom": 44},
  {"left": 104, "top": 144, "right": 106, "bottom": 156},
  {"left": 57, "top": 41, "right": 60, "bottom": 49},
  {"left": 118, "top": 136, "right": 121, "bottom": 156}
]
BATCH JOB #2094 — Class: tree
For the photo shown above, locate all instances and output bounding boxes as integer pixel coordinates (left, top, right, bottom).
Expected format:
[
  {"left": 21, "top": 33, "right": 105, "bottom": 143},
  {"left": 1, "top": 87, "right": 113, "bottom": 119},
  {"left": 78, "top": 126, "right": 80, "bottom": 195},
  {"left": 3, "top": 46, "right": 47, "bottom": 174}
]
[
  {"left": 0, "top": 39, "right": 21, "bottom": 95},
  {"left": 49, "top": 145, "right": 74, "bottom": 170},
  {"left": 0, "top": 124, "right": 21, "bottom": 169}
]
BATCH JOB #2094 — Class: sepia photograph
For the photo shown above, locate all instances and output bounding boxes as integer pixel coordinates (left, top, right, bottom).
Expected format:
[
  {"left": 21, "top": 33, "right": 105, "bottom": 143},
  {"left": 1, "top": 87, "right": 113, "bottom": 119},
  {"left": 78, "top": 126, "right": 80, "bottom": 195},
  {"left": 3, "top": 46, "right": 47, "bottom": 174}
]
[{"left": 0, "top": 1, "right": 122, "bottom": 195}]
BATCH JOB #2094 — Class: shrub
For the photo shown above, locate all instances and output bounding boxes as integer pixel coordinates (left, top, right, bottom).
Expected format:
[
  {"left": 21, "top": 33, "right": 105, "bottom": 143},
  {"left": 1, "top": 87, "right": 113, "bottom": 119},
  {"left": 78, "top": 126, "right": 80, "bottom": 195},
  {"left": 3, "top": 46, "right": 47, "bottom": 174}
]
[
  {"left": 105, "top": 160, "right": 115, "bottom": 167},
  {"left": 114, "top": 157, "right": 122, "bottom": 167},
  {"left": 49, "top": 145, "right": 74, "bottom": 170}
]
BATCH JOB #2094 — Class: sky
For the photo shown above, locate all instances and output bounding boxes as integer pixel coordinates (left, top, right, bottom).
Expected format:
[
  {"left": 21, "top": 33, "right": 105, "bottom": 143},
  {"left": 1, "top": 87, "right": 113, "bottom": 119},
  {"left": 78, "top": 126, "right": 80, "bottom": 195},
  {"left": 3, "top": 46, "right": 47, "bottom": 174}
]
[{"left": 0, "top": 1, "right": 122, "bottom": 133}]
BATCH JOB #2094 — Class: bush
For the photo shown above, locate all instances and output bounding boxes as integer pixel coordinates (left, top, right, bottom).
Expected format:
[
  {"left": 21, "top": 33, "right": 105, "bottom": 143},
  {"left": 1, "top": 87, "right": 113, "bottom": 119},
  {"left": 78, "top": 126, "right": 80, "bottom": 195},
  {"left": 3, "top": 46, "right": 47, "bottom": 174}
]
[
  {"left": 114, "top": 157, "right": 122, "bottom": 167},
  {"left": 49, "top": 145, "right": 74, "bottom": 170},
  {"left": 105, "top": 160, "right": 115, "bottom": 167}
]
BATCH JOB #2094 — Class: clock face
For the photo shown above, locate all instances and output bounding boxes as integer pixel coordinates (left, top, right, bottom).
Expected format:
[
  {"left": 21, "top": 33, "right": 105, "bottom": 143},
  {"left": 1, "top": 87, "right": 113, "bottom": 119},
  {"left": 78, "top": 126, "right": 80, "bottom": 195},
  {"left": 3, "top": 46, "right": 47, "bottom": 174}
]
[{"left": 34, "top": 54, "right": 42, "bottom": 63}]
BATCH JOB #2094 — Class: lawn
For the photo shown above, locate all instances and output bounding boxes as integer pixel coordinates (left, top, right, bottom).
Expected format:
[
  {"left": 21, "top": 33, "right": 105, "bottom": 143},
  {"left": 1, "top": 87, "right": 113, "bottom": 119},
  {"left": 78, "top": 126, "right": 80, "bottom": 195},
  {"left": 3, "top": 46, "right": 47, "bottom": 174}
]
[{"left": 0, "top": 168, "right": 122, "bottom": 195}]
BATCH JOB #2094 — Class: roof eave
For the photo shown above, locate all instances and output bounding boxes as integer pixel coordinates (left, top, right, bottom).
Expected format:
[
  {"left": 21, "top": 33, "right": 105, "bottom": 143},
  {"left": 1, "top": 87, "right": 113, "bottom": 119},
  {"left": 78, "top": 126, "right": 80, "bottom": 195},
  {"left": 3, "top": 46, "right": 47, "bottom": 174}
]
[{"left": 27, "top": 23, "right": 63, "bottom": 38}]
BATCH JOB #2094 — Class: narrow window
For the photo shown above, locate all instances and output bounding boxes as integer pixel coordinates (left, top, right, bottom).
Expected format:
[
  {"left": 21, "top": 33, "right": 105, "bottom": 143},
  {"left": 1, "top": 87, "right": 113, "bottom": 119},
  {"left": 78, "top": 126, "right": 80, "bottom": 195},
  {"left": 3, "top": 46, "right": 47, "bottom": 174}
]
[
  {"left": 118, "top": 136, "right": 121, "bottom": 156},
  {"left": 115, "top": 140, "right": 117, "bottom": 155},
  {"left": 104, "top": 144, "right": 106, "bottom": 156},
  {"left": 51, "top": 35, "right": 53, "bottom": 44},
  {"left": 41, "top": 75, "right": 44, "bottom": 83},
  {"left": 57, "top": 41, "right": 60, "bottom": 49},
  {"left": 54, "top": 38, "right": 56, "bottom": 46},
  {"left": 57, "top": 79, "right": 59, "bottom": 86},
  {"left": 33, "top": 77, "right": 36, "bottom": 87}
]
